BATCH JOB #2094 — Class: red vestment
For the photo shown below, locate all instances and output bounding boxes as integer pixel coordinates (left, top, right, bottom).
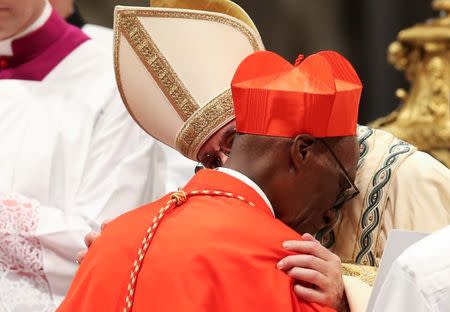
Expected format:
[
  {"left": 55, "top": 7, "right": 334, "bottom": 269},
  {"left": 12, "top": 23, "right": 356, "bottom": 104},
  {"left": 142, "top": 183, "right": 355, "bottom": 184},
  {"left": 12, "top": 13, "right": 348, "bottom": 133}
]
[{"left": 58, "top": 170, "right": 335, "bottom": 312}]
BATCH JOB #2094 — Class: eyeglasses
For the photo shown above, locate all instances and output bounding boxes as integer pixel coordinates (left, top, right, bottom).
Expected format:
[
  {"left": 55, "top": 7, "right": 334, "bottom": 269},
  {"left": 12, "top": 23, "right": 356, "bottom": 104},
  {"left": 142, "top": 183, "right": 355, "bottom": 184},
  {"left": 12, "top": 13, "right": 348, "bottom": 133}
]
[
  {"left": 317, "top": 138, "right": 360, "bottom": 208},
  {"left": 194, "top": 128, "right": 236, "bottom": 173}
]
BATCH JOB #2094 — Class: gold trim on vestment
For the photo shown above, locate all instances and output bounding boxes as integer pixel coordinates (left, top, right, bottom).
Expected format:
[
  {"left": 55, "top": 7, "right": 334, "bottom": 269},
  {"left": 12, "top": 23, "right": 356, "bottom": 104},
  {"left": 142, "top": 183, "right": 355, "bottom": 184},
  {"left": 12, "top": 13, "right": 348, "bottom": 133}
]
[{"left": 176, "top": 89, "right": 235, "bottom": 159}]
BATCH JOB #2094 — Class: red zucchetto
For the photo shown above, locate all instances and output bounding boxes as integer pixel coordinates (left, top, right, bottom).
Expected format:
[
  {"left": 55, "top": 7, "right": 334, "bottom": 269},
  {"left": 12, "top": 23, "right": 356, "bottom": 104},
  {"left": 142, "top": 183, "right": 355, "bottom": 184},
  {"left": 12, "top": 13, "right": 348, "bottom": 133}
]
[{"left": 231, "top": 50, "right": 362, "bottom": 138}]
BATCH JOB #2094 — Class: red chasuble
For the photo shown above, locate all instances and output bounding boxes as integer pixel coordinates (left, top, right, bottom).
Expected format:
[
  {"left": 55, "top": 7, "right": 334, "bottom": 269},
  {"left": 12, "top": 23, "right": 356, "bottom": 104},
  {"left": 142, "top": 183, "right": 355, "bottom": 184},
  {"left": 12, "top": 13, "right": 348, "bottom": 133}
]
[{"left": 58, "top": 169, "right": 335, "bottom": 312}]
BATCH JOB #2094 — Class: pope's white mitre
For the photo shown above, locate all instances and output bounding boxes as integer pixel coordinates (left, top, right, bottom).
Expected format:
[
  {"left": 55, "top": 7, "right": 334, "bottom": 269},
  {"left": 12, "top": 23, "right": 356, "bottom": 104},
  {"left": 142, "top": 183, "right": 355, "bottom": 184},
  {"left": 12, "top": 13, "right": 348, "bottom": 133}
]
[{"left": 113, "top": 0, "right": 264, "bottom": 160}]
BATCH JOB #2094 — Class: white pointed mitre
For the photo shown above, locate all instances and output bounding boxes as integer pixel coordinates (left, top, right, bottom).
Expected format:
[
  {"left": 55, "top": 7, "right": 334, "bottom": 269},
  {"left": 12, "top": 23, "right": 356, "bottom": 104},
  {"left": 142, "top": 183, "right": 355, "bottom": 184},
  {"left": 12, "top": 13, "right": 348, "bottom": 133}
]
[{"left": 113, "top": 0, "right": 264, "bottom": 160}]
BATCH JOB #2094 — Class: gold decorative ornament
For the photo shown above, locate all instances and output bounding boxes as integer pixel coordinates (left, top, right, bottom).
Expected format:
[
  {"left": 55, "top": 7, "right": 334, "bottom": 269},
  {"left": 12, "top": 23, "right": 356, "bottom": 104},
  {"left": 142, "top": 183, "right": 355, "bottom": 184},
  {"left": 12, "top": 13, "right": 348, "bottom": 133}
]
[{"left": 371, "top": 0, "right": 450, "bottom": 167}]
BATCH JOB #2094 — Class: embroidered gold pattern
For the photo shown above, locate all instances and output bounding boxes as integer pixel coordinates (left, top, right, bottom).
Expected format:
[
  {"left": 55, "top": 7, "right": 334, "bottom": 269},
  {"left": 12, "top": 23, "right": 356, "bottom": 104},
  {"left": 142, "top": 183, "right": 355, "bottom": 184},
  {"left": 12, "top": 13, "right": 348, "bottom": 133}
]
[
  {"left": 118, "top": 12, "right": 198, "bottom": 121},
  {"left": 176, "top": 89, "right": 234, "bottom": 159},
  {"left": 114, "top": 11, "right": 151, "bottom": 137},
  {"left": 122, "top": 9, "right": 262, "bottom": 52}
]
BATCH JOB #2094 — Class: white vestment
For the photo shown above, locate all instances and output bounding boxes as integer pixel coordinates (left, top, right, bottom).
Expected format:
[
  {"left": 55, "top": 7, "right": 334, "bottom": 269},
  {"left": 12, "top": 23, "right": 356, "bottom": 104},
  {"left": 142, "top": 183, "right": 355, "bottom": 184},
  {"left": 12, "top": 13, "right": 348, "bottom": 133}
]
[
  {"left": 372, "top": 225, "right": 450, "bottom": 312},
  {"left": 82, "top": 24, "right": 114, "bottom": 50}
]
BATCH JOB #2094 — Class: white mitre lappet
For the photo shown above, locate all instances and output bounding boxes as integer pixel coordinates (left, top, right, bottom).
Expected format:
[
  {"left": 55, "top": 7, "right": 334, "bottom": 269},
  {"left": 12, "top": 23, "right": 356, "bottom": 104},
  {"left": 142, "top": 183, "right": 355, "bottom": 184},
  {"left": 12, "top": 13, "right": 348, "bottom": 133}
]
[{"left": 113, "top": 0, "right": 264, "bottom": 160}]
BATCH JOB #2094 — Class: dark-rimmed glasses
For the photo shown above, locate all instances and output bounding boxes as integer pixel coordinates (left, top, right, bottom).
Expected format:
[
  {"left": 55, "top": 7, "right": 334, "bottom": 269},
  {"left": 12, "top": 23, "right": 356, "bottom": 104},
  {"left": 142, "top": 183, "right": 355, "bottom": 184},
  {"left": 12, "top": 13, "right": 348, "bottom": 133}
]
[{"left": 317, "top": 138, "right": 360, "bottom": 208}]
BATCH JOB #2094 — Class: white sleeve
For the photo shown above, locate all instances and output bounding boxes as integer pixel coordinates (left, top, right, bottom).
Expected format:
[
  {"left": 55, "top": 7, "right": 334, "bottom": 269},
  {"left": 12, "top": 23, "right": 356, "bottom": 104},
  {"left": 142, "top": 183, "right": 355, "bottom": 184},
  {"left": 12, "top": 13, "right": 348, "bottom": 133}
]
[
  {"left": 0, "top": 92, "right": 192, "bottom": 305},
  {"left": 371, "top": 261, "right": 432, "bottom": 312}
]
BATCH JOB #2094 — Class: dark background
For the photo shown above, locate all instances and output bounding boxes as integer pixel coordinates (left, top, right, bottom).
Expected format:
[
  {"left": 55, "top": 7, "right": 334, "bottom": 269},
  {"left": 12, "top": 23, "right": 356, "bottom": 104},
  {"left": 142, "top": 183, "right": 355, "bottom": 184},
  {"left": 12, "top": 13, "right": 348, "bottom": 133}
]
[{"left": 78, "top": 0, "right": 436, "bottom": 124}]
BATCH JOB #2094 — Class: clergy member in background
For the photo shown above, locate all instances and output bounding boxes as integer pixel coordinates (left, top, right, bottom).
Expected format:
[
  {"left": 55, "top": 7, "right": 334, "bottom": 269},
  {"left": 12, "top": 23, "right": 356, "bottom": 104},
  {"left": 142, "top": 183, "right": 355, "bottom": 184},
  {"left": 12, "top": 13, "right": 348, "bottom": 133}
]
[
  {"left": 0, "top": 0, "right": 192, "bottom": 310},
  {"left": 58, "top": 47, "right": 362, "bottom": 311},
  {"left": 371, "top": 225, "right": 450, "bottom": 312}
]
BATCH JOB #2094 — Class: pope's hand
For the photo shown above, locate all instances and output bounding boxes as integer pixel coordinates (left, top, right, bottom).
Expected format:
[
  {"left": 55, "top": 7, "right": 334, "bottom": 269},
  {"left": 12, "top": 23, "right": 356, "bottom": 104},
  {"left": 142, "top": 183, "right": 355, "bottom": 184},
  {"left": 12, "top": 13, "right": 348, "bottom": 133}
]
[
  {"left": 277, "top": 233, "right": 348, "bottom": 312},
  {"left": 76, "top": 220, "right": 110, "bottom": 264}
]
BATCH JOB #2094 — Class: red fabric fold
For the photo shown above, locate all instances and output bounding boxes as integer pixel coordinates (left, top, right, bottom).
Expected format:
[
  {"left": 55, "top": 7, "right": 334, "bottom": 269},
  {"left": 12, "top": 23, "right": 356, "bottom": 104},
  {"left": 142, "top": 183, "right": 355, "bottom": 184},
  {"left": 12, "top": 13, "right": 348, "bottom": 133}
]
[{"left": 231, "top": 50, "right": 362, "bottom": 138}]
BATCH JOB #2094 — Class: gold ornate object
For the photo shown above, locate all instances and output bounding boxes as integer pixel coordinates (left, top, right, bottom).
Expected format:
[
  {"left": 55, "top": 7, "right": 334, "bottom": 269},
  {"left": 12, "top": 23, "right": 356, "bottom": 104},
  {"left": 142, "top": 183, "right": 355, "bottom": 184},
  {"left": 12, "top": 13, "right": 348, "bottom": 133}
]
[{"left": 371, "top": 0, "right": 450, "bottom": 166}]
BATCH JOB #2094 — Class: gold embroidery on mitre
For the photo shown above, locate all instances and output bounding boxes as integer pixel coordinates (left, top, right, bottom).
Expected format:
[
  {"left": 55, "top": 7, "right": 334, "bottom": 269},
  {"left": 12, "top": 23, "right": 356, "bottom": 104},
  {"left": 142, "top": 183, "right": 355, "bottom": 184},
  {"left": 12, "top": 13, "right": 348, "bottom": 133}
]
[
  {"left": 114, "top": 12, "right": 133, "bottom": 123},
  {"left": 117, "top": 12, "right": 199, "bottom": 121},
  {"left": 176, "top": 89, "right": 234, "bottom": 159},
  {"left": 114, "top": 8, "right": 263, "bottom": 156},
  {"left": 125, "top": 9, "right": 262, "bottom": 52}
]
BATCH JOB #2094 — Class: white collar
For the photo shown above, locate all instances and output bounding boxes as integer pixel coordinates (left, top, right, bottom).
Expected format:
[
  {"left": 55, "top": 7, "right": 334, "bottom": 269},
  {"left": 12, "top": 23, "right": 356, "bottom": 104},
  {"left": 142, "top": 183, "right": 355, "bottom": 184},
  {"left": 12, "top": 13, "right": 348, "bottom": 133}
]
[
  {"left": 0, "top": 1, "right": 52, "bottom": 56},
  {"left": 217, "top": 167, "right": 275, "bottom": 216}
]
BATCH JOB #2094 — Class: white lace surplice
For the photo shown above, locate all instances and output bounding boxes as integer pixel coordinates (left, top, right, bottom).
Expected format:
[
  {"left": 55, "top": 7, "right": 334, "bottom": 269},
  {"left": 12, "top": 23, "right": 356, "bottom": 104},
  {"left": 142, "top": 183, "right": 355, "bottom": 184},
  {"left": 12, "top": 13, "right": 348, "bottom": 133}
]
[{"left": 0, "top": 194, "right": 55, "bottom": 312}]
